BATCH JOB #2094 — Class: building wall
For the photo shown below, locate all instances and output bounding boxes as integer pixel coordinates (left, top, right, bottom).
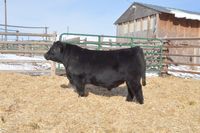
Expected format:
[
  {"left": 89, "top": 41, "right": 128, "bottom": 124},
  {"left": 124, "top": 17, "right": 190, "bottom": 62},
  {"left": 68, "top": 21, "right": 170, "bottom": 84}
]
[
  {"left": 157, "top": 13, "right": 200, "bottom": 64},
  {"left": 116, "top": 12, "right": 200, "bottom": 63},
  {"left": 115, "top": 5, "right": 200, "bottom": 64},
  {"left": 116, "top": 13, "right": 200, "bottom": 38},
  {"left": 116, "top": 14, "right": 157, "bottom": 43},
  {"left": 157, "top": 13, "right": 200, "bottom": 38},
  {"left": 115, "top": 4, "right": 159, "bottom": 42}
]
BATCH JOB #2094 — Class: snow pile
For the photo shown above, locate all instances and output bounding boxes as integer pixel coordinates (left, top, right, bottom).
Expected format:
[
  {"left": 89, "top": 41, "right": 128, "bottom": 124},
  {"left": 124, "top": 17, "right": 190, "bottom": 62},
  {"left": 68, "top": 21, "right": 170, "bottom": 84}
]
[
  {"left": 0, "top": 54, "right": 50, "bottom": 71},
  {"left": 0, "top": 54, "right": 44, "bottom": 61},
  {"left": 146, "top": 71, "right": 159, "bottom": 77},
  {"left": 168, "top": 65, "right": 200, "bottom": 79}
]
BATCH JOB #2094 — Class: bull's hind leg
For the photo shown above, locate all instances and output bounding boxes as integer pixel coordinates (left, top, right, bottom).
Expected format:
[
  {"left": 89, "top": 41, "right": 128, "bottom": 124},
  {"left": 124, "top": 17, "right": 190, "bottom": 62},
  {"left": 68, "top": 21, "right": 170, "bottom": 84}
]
[
  {"left": 135, "top": 82, "right": 144, "bottom": 104},
  {"left": 126, "top": 82, "right": 134, "bottom": 102},
  {"left": 126, "top": 80, "right": 144, "bottom": 104}
]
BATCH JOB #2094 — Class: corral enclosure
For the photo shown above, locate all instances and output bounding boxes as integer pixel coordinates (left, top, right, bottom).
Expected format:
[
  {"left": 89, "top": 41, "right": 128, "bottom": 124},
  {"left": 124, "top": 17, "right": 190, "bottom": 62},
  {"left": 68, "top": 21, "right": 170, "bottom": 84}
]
[{"left": 0, "top": 73, "right": 200, "bottom": 132}]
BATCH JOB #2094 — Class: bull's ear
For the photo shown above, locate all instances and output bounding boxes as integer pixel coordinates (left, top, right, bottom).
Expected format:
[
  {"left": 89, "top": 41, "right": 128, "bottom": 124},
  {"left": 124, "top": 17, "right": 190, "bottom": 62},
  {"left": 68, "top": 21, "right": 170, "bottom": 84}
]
[
  {"left": 60, "top": 45, "right": 64, "bottom": 53},
  {"left": 57, "top": 41, "right": 64, "bottom": 53},
  {"left": 56, "top": 41, "right": 62, "bottom": 44},
  {"left": 54, "top": 41, "right": 65, "bottom": 53}
]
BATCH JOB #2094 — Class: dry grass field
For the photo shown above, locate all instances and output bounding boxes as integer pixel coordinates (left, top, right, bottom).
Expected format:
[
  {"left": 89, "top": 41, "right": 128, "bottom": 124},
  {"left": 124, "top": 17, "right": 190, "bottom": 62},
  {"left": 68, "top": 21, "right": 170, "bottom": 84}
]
[{"left": 0, "top": 73, "right": 200, "bottom": 133}]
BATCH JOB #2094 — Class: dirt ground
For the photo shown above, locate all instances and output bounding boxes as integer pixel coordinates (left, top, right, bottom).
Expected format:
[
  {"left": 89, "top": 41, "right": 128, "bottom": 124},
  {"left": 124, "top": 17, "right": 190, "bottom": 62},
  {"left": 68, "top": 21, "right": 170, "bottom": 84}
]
[{"left": 0, "top": 73, "right": 200, "bottom": 133}]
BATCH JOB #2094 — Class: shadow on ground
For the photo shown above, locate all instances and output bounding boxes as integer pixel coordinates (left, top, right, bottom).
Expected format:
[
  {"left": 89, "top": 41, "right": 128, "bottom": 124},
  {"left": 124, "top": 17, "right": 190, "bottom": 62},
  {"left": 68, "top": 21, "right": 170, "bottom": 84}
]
[{"left": 60, "top": 83, "right": 128, "bottom": 97}]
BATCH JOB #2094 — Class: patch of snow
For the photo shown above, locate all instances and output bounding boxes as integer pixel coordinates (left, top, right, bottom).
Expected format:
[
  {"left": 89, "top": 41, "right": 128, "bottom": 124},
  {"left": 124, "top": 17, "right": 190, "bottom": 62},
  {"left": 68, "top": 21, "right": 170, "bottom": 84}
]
[
  {"left": 168, "top": 65, "right": 200, "bottom": 79},
  {"left": 0, "top": 54, "right": 45, "bottom": 61},
  {"left": 0, "top": 54, "right": 50, "bottom": 71},
  {"left": 0, "top": 63, "right": 34, "bottom": 70},
  {"left": 146, "top": 71, "right": 159, "bottom": 77}
]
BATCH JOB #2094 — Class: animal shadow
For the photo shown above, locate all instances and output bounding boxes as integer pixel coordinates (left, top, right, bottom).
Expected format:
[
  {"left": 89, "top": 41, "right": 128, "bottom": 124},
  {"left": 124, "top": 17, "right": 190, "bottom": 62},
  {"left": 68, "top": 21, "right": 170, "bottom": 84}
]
[{"left": 60, "top": 83, "right": 127, "bottom": 97}]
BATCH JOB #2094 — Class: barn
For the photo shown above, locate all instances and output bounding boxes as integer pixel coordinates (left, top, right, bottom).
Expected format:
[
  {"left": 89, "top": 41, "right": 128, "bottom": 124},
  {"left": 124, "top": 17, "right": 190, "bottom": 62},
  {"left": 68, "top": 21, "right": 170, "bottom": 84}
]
[
  {"left": 115, "top": 2, "right": 200, "bottom": 67},
  {"left": 114, "top": 2, "right": 200, "bottom": 38}
]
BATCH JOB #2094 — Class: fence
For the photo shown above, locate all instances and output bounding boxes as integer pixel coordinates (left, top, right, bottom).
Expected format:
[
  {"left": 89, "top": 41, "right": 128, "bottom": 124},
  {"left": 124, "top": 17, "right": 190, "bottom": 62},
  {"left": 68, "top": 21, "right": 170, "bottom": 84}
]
[
  {"left": 59, "top": 33, "right": 164, "bottom": 75},
  {"left": 0, "top": 24, "right": 57, "bottom": 75},
  {"left": 162, "top": 37, "right": 200, "bottom": 75},
  {"left": 1, "top": 29, "right": 199, "bottom": 77}
]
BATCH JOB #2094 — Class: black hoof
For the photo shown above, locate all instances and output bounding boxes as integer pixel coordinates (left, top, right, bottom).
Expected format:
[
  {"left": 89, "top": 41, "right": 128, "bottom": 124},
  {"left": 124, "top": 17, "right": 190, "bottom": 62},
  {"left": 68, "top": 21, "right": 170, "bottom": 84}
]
[
  {"left": 78, "top": 91, "right": 88, "bottom": 97},
  {"left": 126, "top": 97, "right": 133, "bottom": 102},
  {"left": 137, "top": 99, "right": 144, "bottom": 104}
]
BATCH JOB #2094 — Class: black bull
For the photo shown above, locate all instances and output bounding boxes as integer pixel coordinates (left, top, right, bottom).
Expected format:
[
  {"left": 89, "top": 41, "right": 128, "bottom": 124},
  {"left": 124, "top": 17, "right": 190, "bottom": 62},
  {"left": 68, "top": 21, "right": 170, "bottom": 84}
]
[{"left": 44, "top": 41, "right": 146, "bottom": 104}]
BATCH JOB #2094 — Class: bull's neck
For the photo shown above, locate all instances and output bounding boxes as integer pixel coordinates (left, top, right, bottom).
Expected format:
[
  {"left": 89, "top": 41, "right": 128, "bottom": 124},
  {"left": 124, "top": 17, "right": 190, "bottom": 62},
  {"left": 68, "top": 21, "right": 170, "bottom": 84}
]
[{"left": 62, "top": 44, "right": 72, "bottom": 68}]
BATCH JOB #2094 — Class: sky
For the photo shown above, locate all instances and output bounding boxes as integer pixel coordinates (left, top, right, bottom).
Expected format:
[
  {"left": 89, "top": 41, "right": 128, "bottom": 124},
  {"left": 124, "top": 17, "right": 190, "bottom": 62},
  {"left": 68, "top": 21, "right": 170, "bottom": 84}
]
[{"left": 0, "top": 0, "right": 200, "bottom": 36}]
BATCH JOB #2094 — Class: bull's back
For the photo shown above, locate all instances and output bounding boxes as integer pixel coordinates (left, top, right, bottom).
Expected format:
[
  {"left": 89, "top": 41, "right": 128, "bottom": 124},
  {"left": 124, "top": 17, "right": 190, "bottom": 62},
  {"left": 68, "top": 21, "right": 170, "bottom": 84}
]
[{"left": 79, "top": 47, "right": 140, "bottom": 64}]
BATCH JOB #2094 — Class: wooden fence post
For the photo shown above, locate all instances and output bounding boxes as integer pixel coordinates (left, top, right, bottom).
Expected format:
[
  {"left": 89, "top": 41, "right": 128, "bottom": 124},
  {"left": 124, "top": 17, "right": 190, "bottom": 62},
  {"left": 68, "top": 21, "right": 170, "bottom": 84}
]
[
  {"left": 51, "top": 61, "right": 56, "bottom": 76},
  {"left": 161, "top": 40, "right": 169, "bottom": 76}
]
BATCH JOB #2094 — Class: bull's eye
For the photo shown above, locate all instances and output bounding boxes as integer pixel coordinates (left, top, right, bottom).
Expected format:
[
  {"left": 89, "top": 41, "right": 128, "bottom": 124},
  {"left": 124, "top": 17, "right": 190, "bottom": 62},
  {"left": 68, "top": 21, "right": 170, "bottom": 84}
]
[
  {"left": 49, "top": 48, "right": 56, "bottom": 55},
  {"left": 53, "top": 48, "right": 57, "bottom": 53}
]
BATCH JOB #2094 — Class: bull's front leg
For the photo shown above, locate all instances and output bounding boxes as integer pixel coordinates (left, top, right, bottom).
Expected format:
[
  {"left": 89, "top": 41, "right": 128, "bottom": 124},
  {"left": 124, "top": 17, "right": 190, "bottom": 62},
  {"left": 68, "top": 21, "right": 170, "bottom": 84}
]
[
  {"left": 76, "top": 84, "right": 85, "bottom": 97},
  {"left": 72, "top": 76, "right": 86, "bottom": 97}
]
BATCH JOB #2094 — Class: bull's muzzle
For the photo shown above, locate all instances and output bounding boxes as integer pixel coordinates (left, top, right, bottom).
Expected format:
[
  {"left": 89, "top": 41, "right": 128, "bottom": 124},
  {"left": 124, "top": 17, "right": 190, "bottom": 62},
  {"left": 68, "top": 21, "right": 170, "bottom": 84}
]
[{"left": 44, "top": 53, "right": 49, "bottom": 60}]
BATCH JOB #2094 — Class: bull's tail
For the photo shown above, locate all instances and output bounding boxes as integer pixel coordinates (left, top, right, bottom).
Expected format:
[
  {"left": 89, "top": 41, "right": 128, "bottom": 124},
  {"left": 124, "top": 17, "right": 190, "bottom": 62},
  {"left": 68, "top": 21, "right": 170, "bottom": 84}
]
[{"left": 137, "top": 47, "right": 146, "bottom": 86}]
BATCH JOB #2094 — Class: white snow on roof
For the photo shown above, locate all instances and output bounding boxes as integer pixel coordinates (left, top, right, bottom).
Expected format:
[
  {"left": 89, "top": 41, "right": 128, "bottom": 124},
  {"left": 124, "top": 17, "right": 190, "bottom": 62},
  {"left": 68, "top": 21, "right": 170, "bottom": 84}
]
[{"left": 168, "top": 8, "right": 200, "bottom": 21}]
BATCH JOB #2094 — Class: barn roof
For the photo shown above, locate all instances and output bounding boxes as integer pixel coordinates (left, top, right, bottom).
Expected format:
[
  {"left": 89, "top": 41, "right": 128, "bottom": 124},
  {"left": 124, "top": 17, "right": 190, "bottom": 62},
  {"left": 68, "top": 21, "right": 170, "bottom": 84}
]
[{"left": 115, "top": 2, "right": 200, "bottom": 24}]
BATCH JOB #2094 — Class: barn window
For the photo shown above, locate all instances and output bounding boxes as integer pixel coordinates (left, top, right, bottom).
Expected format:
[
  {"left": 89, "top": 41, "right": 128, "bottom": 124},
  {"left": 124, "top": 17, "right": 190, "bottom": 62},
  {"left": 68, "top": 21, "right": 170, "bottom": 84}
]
[
  {"left": 117, "top": 24, "right": 123, "bottom": 35},
  {"left": 129, "top": 21, "right": 134, "bottom": 32},
  {"left": 150, "top": 15, "right": 156, "bottom": 30},
  {"left": 123, "top": 23, "right": 129, "bottom": 34},
  {"left": 136, "top": 19, "right": 141, "bottom": 31},
  {"left": 142, "top": 17, "right": 148, "bottom": 31}
]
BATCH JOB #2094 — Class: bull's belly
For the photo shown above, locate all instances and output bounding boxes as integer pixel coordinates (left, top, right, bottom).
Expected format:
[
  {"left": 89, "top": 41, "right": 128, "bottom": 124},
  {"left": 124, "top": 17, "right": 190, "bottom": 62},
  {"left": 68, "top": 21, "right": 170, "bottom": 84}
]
[
  {"left": 88, "top": 73, "right": 125, "bottom": 89},
  {"left": 90, "top": 80, "right": 124, "bottom": 89},
  {"left": 68, "top": 68, "right": 128, "bottom": 89}
]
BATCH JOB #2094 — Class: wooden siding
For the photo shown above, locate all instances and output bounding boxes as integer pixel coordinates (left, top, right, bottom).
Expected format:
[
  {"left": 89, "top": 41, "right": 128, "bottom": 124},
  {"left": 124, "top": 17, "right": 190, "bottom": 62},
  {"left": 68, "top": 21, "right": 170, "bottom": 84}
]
[
  {"left": 158, "top": 13, "right": 200, "bottom": 64},
  {"left": 157, "top": 13, "right": 200, "bottom": 38},
  {"left": 115, "top": 3, "right": 200, "bottom": 64},
  {"left": 115, "top": 3, "right": 159, "bottom": 24},
  {"left": 116, "top": 14, "right": 156, "bottom": 42},
  {"left": 116, "top": 13, "right": 200, "bottom": 39},
  {"left": 131, "top": 4, "right": 158, "bottom": 20},
  {"left": 116, "top": 7, "right": 200, "bottom": 39}
]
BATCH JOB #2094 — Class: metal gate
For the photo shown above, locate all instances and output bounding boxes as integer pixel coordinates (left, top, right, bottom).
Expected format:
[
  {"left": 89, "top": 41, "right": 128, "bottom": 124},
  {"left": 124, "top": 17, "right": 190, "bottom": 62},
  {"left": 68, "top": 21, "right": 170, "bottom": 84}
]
[{"left": 59, "top": 33, "right": 163, "bottom": 75}]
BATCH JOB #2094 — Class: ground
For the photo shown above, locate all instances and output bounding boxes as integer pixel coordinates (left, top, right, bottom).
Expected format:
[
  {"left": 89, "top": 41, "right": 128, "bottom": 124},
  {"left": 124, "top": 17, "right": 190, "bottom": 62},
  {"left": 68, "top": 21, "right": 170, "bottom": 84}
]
[{"left": 0, "top": 73, "right": 200, "bottom": 133}]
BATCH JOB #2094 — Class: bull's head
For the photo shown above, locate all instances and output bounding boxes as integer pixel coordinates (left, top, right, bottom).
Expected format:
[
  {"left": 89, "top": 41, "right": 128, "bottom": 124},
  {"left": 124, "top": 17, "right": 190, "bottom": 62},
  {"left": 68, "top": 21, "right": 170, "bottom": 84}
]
[{"left": 44, "top": 41, "right": 64, "bottom": 63}]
